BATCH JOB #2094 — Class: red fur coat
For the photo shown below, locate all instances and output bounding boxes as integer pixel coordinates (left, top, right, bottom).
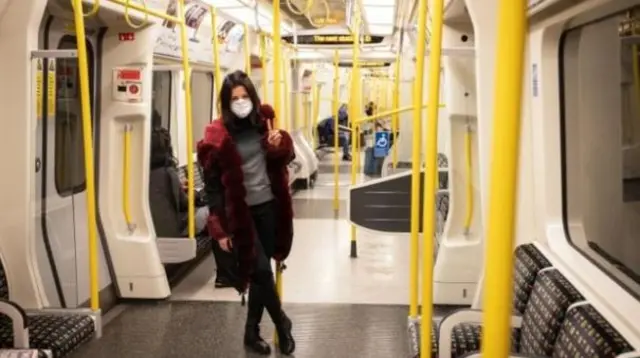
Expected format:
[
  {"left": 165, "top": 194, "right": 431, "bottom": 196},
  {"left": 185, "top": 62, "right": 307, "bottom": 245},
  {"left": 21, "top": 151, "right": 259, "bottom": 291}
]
[{"left": 196, "top": 104, "right": 294, "bottom": 290}]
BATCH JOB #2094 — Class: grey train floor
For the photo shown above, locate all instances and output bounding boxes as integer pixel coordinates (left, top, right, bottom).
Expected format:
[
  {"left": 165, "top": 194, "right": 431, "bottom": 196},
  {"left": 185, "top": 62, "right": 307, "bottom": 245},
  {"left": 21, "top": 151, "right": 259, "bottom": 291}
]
[{"left": 68, "top": 301, "right": 455, "bottom": 358}]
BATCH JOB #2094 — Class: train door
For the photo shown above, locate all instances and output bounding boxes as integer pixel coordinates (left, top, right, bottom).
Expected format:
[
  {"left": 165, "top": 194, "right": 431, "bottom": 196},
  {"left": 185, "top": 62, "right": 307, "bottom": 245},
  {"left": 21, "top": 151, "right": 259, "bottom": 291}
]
[{"left": 35, "top": 17, "right": 103, "bottom": 308}]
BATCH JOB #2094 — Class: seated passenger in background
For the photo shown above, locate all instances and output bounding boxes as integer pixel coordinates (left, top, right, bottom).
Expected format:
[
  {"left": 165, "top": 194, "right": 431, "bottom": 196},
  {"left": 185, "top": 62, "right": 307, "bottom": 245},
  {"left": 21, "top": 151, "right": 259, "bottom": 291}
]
[
  {"left": 148, "top": 125, "right": 208, "bottom": 238},
  {"left": 316, "top": 105, "right": 351, "bottom": 161},
  {"left": 365, "top": 101, "right": 375, "bottom": 117}
]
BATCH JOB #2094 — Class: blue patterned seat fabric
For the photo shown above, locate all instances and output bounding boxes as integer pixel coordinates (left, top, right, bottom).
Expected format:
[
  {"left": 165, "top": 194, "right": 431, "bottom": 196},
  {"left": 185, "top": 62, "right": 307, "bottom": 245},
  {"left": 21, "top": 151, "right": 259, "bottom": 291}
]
[
  {"left": 551, "top": 304, "right": 633, "bottom": 358},
  {"left": 448, "top": 244, "right": 552, "bottom": 358},
  {"left": 0, "top": 261, "right": 94, "bottom": 357}
]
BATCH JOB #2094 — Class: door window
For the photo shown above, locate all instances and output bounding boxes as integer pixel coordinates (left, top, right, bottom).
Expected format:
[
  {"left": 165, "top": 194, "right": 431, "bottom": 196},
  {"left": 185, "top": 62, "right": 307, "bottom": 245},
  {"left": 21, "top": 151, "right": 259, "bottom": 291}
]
[{"left": 54, "top": 36, "right": 94, "bottom": 196}]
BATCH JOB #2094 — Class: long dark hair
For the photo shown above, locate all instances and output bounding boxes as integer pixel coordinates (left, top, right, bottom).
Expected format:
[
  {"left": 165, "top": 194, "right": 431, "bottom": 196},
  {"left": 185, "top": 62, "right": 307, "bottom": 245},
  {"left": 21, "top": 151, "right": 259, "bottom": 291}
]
[
  {"left": 150, "top": 126, "right": 177, "bottom": 169},
  {"left": 219, "top": 70, "right": 262, "bottom": 132}
]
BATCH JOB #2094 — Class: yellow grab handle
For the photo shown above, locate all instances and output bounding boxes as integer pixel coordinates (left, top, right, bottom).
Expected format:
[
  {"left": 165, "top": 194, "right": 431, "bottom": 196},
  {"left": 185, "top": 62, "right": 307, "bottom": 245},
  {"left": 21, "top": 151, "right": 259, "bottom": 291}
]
[{"left": 122, "top": 124, "right": 134, "bottom": 232}]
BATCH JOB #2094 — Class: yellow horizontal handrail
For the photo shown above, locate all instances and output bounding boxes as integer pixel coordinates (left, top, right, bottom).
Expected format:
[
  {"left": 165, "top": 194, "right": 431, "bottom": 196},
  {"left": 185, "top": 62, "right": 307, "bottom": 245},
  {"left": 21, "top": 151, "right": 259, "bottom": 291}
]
[
  {"left": 353, "top": 104, "right": 446, "bottom": 125},
  {"left": 122, "top": 124, "right": 135, "bottom": 232}
]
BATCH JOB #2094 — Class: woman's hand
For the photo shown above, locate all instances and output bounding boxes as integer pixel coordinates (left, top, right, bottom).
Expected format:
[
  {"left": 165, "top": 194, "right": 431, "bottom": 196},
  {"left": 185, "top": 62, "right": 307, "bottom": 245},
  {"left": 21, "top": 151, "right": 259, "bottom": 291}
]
[
  {"left": 266, "top": 119, "right": 282, "bottom": 147},
  {"left": 267, "top": 130, "right": 282, "bottom": 147},
  {"left": 219, "top": 237, "right": 233, "bottom": 252}
]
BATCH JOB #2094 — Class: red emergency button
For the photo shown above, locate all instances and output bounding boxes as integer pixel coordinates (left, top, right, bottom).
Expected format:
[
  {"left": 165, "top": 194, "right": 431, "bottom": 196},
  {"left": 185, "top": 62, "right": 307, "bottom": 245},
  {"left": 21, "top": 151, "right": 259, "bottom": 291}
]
[{"left": 129, "top": 84, "right": 139, "bottom": 94}]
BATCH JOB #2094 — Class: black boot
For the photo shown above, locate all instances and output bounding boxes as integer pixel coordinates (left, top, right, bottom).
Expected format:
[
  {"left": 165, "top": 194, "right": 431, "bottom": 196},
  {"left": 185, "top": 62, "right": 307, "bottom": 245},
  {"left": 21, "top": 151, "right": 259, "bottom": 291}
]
[
  {"left": 214, "top": 272, "right": 232, "bottom": 288},
  {"left": 275, "top": 312, "right": 295, "bottom": 355},
  {"left": 253, "top": 270, "right": 295, "bottom": 355},
  {"left": 244, "top": 285, "right": 271, "bottom": 355}
]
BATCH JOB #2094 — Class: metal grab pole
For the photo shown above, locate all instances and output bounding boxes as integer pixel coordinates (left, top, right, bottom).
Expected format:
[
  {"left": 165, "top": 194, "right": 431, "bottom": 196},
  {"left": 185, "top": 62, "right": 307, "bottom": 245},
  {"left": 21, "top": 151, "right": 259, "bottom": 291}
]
[
  {"left": 282, "top": 55, "right": 291, "bottom": 132},
  {"left": 481, "top": 0, "right": 527, "bottom": 356},
  {"left": 70, "top": 0, "right": 100, "bottom": 311},
  {"left": 260, "top": 34, "right": 268, "bottom": 101},
  {"left": 332, "top": 50, "right": 340, "bottom": 213},
  {"left": 392, "top": 55, "right": 401, "bottom": 169},
  {"left": 272, "top": 0, "right": 284, "bottom": 346},
  {"left": 244, "top": 23, "right": 251, "bottom": 75},
  {"left": 209, "top": 6, "right": 222, "bottom": 114},
  {"left": 177, "top": 0, "right": 196, "bottom": 239},
  {"left": 419, "top": 0, "right": 446, "bottom": 353},
  {"left": 408, "top": 0, "right": 428, "bottom": 339},
  {"left": 349, "top": 5, "right": 361, "bottom": 259},
  {"left": 272, "top": 0, "right": 283, "bottom": 129}
]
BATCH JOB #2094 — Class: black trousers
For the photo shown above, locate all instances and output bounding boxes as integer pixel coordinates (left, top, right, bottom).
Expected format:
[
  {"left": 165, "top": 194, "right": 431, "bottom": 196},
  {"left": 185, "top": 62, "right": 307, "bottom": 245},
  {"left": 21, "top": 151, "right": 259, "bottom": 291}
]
[
  {"left": 246, "top": 200, "right": 283, "bottom": 328},
  {"left": 212, "top": 200, "right": 283, "bottom": 327}
]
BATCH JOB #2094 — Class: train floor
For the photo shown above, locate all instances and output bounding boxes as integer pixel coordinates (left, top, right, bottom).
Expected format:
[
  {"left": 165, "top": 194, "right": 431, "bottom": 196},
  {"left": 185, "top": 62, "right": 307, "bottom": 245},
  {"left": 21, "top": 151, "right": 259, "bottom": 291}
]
[{"left": 68, "top": 154, "right": 456, "bottom": 358}]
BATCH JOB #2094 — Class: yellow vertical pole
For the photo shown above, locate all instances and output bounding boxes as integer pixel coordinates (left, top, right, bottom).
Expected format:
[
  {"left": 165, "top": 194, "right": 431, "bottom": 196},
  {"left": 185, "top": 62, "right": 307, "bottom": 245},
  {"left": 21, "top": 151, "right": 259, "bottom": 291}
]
[
  {"left": 632, "top": 44, "right": 640, "bottom": 132},
  {"left": 272, "top": 0, "right": 284, "bottom": 345},
  {"left": 349, "top": 4, "right": 361, "bottom": 258},
  {"left": 210, "top": 6, "right": 222, "bottom": 100},
  {"left": 272, "top": 0, "right": 283, "bottom": 128},
  {"left": 481, "top": 0, "right": 527, "bottom": 356},
  {"left": 304, "top": 91, "right": 311, "bottom": 142},
  {"left": 260, "top": 34, "right": 268, "bottom": 101},
  {"left": 311, "top": 66, "right": 318, "bottom": 147},
  {"left": 282, "top": 53, "right": 290, "bottom": 132},
  {"left": 420, "top": 0, "right": 446, "bottom": 352},
  {"left": 244, "top": 23, "right": 251, "bottom": 76},
  {"left": 177, "top": 0, "right": 196, "bottom": 239},
  {"left": 409, "top": 0, "right": 428, "bottom": 321},
  {"left": 70, "top": 0, "right": 99, "bottom": 311},
  {"left": 392, "top": 56, "right": 400, "bottom": 168},
  {"left": 332, "top": 50, "right": 340, "bottom": 212},
  {"left": 312, "top": 83, "right": 320, "bottom": 133}
]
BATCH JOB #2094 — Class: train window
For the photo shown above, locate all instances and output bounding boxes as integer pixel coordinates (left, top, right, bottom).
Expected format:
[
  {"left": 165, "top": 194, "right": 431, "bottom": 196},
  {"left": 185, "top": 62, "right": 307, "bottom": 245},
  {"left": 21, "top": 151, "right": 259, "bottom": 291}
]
[
  {"left": 152, "top": 71, "right": 172, "bottom": 130},
  {"left": 560, "top": 10, "right": 640, "bottom": 295},
  {"left": 190, "top": 71, "right": 214, "bottom": 152},
  {"left": 54, "top": 36, "right": 94, "bottom": 196}
]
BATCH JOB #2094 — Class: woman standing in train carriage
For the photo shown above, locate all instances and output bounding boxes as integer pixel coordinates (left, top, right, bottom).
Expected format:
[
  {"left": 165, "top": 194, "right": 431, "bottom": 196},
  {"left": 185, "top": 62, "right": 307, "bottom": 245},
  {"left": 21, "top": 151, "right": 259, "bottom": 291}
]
[{"left": 196, "top": 70, "right": 295, "bottom": 355}]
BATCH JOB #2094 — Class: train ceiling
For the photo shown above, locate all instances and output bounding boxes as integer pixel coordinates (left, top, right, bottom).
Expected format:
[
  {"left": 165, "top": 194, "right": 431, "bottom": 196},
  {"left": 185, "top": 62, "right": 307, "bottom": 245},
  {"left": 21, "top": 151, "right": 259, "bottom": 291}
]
[{"left": 209, "top": 0, "right": 397, "bottom": 35}]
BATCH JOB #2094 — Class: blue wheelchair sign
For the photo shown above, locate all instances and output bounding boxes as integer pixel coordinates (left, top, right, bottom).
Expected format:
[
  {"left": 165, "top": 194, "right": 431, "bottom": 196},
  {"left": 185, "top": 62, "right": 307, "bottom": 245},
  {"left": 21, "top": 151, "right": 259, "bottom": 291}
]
[{"left": 373, "top": 131, "right": 391, "bottom": 158}]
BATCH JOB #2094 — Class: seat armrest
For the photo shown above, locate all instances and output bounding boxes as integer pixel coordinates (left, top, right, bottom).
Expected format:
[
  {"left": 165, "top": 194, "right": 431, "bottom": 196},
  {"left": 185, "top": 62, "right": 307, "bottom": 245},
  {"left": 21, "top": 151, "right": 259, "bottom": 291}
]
[
  {"left": 0, "top": 298, "right": 29, "bottom": 348},
  {"left": 438, "top": 309, "right": 523, "bottom": 358}
]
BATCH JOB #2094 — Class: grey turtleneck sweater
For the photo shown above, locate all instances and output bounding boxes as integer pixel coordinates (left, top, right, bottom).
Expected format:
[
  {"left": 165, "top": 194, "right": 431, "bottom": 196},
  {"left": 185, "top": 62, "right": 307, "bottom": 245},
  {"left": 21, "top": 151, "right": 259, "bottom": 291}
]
[{"left": 233, "top": 128, "right": 274, "bottom": 206}]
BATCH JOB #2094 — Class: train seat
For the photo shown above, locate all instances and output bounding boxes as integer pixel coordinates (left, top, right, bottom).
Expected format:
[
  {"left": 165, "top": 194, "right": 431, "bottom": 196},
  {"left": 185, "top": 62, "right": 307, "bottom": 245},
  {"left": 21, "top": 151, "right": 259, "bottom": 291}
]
[
  {"left": 550, "top": 304, "right": 633, "bottom": 357},
  {"left": 440, "top": 269, "right": 584, "bottom": 357},
  {"left": 0, "top": 259, "right": 95, "bottom": 357},
  {"left": 177, "top": 162, "right": 214, "bottom": 257},
  {"left": 459, "top": 304, "right": 636, "bottom": 357},
  {"left": 163, "top": 161, "right": 214, "bottom": 284},
  {"left": 436, "top": 243, "right": 553, "bottom": 357}
]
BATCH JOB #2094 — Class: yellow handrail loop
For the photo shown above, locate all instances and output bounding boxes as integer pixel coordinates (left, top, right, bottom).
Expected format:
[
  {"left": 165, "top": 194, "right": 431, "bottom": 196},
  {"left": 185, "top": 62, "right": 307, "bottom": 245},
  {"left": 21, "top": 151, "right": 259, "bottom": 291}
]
[
  {"left": 306, "top": 0, "right": 331, "bottom": 28},
  {"left": 81, "top": 0, "right": 100, "bottom": 17},
  {"left": 123, "top": 0, "right": 150, "bottom": 29},
  {"left": 285, "top": 0, "right": 314, "bottom": 16}
]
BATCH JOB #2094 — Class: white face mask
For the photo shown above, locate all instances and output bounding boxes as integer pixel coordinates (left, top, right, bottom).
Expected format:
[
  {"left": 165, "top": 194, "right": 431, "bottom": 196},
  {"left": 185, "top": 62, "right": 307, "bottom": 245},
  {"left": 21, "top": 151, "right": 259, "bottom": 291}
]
[{"left": 231, "top": 98, "right": 253, "bottom": 118}]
